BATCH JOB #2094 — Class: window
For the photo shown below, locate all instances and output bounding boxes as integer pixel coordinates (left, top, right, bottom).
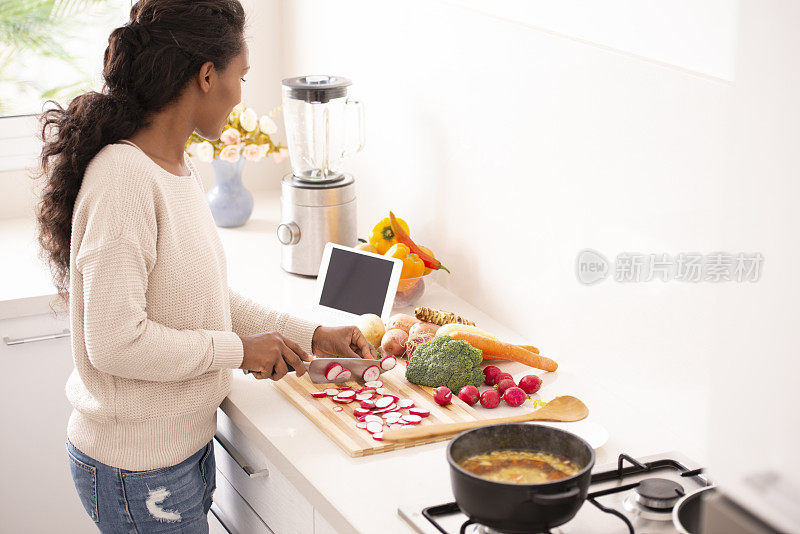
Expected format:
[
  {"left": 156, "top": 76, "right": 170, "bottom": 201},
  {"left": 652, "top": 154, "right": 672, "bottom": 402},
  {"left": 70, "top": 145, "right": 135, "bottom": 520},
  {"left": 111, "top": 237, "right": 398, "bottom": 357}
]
[{"left": 0, "top": 0, "right": 132, "bottom": 171}]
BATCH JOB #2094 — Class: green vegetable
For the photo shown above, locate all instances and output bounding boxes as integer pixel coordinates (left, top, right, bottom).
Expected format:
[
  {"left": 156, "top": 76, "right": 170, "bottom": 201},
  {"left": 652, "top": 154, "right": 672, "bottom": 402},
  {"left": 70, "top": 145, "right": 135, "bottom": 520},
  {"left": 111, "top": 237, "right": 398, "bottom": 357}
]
[{"left": 404, "top": 335, "right": 484, "bottom": 394}]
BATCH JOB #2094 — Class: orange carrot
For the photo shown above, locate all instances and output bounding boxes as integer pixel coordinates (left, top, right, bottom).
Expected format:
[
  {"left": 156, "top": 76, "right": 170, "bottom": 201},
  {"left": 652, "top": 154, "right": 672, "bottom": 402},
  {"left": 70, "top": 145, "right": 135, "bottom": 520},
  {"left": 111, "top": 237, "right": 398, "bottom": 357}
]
[
  {"left": 518, "top": 344, "right": 540, "bottom": 354},
  {"left": 450, "top": 332, "right": 558, "bottom": 372}
]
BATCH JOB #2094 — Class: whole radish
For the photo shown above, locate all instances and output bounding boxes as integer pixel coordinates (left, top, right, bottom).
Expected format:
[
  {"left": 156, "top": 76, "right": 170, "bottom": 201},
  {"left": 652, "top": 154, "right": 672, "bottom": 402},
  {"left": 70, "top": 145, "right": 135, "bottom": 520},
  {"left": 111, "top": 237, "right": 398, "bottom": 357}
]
[
  {"left": 458, "top": 385, "right": 480, "bottom": 406},
  {"left": 480, "top": 389, "right": 501, "bottom": 408},
  {"left": 433, "top": 386, "right": 453, "bottom": 406},
  {"left": 503, "top": 386, "right": 527, "bottom": 407},
  {"left": 496, "top": 378, "right": 516, "bottom": 396},
  {"left": 494, "top": 372, "right": 513, "bottom": 384},
  {"left": 519, "top": 375, "right": 543, "bottom": 394},
  {"left": 483, "top": 365, "right": 502, "bottom": 385}
]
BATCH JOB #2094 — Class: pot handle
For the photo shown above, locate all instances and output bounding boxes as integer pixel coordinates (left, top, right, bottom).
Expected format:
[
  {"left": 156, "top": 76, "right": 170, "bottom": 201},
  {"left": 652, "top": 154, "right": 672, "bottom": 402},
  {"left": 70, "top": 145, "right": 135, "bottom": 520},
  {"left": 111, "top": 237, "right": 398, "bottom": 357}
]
[{"left": 529, "top": 486, "right": 581, "bottom": 505}]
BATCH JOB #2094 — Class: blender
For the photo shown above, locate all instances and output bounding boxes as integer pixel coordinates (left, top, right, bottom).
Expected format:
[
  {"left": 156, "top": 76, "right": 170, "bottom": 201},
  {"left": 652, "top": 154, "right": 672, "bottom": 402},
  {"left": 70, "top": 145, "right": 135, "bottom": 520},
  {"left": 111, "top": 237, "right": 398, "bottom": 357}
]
[{"left": 277, "top": 75, "right": 364, "bottom": 276}]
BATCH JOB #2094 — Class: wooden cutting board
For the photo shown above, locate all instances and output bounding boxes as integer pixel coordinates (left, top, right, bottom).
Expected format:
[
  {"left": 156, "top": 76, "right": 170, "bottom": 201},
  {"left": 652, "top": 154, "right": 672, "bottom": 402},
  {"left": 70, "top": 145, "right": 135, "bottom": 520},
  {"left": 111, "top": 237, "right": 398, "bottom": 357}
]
[{"left": 273, "top": 365, "right": 483, "bottom": 457}]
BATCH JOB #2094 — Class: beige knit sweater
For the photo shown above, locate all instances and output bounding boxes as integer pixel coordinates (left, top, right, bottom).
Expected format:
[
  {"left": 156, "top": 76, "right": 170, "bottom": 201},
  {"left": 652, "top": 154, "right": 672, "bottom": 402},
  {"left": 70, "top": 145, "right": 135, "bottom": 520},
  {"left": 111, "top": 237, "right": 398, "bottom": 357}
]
[{"left": 66, "top": 142, "right": 319, "bottom": 470}]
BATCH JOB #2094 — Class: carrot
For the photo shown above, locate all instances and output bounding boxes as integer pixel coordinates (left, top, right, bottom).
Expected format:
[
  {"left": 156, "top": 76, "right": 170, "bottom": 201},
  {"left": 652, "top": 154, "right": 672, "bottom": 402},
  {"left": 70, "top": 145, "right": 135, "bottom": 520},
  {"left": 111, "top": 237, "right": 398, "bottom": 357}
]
[
  {"left": 450, "top": 332, "right": 558, "bottom": 372},
  {"left": 518, "top": 344, "right": 540, "bottom": 354}
]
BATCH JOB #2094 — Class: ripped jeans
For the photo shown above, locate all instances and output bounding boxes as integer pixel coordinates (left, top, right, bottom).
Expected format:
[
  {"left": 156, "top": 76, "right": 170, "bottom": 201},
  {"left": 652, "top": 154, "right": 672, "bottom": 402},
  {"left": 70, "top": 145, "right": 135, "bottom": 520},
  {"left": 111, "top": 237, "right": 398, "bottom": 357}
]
[{"left": 66, "top": 439, "right": 215, "bottom": 533}]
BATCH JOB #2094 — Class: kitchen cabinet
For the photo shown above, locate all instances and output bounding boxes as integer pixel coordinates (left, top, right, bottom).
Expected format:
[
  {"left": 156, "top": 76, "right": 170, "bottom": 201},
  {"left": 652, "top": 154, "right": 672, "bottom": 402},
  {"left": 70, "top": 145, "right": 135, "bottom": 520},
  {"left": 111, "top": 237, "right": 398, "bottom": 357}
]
[{"left": 0, "top": 312, "right": 94, "bottom": 533}]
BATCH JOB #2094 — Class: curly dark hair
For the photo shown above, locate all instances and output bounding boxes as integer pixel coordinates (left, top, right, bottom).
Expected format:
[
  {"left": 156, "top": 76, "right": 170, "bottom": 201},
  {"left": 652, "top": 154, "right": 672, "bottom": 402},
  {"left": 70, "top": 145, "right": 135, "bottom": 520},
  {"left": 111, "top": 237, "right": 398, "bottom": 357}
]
[{"left": 36, "top": 0, "right": 246, "bottom": 304}]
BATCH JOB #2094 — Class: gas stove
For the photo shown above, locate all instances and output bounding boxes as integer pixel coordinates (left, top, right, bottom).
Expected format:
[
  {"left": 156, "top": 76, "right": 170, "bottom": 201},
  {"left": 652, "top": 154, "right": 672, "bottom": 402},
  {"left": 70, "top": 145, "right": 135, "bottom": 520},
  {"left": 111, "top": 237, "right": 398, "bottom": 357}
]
[{"left": 399, "top": 452, "right": 710, "bottom": 534}]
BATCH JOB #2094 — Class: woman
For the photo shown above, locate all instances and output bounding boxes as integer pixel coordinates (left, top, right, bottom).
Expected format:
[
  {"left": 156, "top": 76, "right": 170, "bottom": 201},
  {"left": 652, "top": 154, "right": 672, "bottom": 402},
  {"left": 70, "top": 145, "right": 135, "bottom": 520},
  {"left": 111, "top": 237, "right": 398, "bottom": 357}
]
[{"left": 36, "top": 1, "right": 377, "bottom": 531}]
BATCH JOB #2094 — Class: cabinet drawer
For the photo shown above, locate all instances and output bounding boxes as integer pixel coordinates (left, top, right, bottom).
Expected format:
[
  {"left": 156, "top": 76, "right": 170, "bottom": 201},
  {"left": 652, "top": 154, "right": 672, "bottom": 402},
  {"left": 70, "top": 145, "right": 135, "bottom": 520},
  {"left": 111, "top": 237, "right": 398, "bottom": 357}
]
[
  {"left": 215, "top": 410, "right": 315, "bottom": 534},
  {"left": 212, "top": 468, "right": 272, "bottom": 534}
]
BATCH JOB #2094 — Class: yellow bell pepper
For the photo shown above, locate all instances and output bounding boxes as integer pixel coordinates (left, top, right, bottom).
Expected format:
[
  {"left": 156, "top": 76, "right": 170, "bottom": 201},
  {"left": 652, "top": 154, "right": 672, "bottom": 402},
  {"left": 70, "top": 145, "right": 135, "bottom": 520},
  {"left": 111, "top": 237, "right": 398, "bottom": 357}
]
[
  {"left": 385, "top": 243, "right": 425, "bottom": 279},
  {"left": 369, "top": 216, "right": 409, "bottom": 255}
]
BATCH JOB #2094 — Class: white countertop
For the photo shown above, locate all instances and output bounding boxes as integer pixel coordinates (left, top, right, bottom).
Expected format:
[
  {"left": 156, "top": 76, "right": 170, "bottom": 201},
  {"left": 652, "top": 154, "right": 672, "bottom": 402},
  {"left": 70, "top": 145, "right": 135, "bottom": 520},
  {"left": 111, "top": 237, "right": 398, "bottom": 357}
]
[{"left": 1, "top": 192, "right": 704, "bottom": 533}]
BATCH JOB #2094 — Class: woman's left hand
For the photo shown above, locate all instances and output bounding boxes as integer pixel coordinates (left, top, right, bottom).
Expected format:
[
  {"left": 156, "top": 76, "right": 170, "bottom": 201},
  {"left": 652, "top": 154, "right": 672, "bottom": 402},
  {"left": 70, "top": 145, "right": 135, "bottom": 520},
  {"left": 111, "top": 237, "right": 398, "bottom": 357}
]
[{"left": 312, "top": 325, "right": 379, "bottom": 359}]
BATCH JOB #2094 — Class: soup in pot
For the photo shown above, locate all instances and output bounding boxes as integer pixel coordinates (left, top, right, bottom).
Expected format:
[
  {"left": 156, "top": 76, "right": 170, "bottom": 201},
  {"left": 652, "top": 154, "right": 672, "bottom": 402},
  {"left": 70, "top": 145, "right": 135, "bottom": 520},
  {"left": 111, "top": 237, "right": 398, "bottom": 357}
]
[{"left": 459, "top": 450, "right": 581, "bottom": 484}]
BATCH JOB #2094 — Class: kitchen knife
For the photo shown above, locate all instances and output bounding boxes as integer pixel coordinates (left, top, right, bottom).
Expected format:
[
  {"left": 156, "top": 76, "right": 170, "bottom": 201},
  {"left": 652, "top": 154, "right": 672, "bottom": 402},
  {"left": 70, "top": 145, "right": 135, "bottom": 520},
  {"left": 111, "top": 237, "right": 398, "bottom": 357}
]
[{"left": 244, "top": 357, "right": 383, "bottom": 384}]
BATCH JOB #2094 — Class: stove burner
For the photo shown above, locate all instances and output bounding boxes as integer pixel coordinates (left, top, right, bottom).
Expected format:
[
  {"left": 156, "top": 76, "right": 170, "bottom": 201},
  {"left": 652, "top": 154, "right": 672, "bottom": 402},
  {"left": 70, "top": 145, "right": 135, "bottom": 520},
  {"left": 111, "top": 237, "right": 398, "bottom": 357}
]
[{"left": 634, "top": 477, "right": 685, "bottom": 510}]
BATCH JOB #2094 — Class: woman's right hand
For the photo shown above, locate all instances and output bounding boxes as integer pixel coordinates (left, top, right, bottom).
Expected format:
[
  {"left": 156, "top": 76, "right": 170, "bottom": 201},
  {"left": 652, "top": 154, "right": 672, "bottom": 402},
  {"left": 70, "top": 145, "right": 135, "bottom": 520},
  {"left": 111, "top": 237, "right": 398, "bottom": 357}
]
[{"left": 239, "top": 332, "right": 313, "bottom": 380}]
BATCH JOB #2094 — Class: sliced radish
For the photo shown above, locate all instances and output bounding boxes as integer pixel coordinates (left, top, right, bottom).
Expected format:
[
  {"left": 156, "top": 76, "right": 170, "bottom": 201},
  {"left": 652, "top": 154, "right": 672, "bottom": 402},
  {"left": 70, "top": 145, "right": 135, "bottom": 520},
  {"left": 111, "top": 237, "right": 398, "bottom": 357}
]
[
  {"left": 335, "top": 369, "right": 352, "bottom": 381},
  {"left": 383, "top": 411, "right": 402, "bottom": 420},
  {"left": 380, "top": 355, "right": 397, "bottom": 371},
  {"left": 364, "top": 380, "right": 383, "bottom": 389},
  {"left": 310, "top": 391, "right": 328, "bottom": 398},
  {"left": 332, "top": 406, "right": 343, "bottom": 412},
  {"left": 372, "top": 432, "right": 384, "bottom": 441},
  {"left": 362, "top": 365, "right": 381, "bottom": 382},
  {"left": 355, "top": 392, "right": 373, "bottom": 401},
  {"left": 366, "top": 421, "right": 383, "bottom": 434},
  {"left": 356, "top": 421, "right": 367, "bottom": 429},
  {"left": 382, "top": 394, "right": 400, "bottom": 404},
  {"left": 325, "top": 388, "right": 339, "bottom": 397},
  {"left": 325, "top": 363, "right": 343, "bottom": 381},
  {"left": 397, "top": 398, "right": 415, "bottom": 409},
  {"left": 375, "top": 387, "right": 388, "bottom": 395},
  {"left": 353, "top": 407, "right": 371, "bottom": 417},
  {"left": 360, "top": 400, "right": 376, "bottom": 409},
  {"left": 372, "top": 403, "right": 397, "bottom": 414},
  {"left": 337, "top": 385, "right": 352, "bottom": 390},
  {"left": 401, "top": 414, "right": 423, "bottom": 424},
  {"left": 364, "top": 414, "right": 383, "bottom": 424},
  {"left": 336, "top": 390, "right": 356, "bottom": 399},
  {"left": 374, "top": 397, "right": 394, "bottom": 410},
  {"left": 388, "top": 423, "right": 404, "bottom": 430},
  {"left": 332, "top": 397, "right": 354, "bottom": 404},
  {"left": 409, "top": 408, "right": 430, "bottom": 417},
  {"left": 357, "top": 415, "right": 367, "bottom": 422}
]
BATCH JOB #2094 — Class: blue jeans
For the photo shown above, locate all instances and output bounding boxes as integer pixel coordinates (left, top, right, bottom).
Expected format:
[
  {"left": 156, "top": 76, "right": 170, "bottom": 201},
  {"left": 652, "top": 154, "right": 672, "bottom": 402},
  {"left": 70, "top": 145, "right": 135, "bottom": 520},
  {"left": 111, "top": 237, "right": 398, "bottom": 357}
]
[{"left": 66, "top": 439, "right": 216, "bottom": 533}]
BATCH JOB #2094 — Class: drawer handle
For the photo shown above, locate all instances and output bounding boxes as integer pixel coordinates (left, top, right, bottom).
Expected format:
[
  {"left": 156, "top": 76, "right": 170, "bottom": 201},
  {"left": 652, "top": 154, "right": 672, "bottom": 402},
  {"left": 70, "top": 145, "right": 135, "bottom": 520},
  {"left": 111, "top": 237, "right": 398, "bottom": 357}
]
[
  {"left": 213, "top": 434, "right": 269, "bottom": 478},
  {"left": 3, "top": 328, "right": 70, "bottom": 346},
  {"left": 209, "top": 503, "right": 233, "bottom": 534}
]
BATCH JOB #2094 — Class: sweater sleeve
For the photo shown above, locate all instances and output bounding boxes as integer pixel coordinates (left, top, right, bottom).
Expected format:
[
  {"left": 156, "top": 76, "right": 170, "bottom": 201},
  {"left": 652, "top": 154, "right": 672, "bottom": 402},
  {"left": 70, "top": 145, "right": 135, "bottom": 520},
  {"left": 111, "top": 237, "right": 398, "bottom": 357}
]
[
  {"left": 229, "top": 288, "right": 320, "bottom": 355},
  {"left": 77, "top": 238, "right": 244, "bottom": 381}
]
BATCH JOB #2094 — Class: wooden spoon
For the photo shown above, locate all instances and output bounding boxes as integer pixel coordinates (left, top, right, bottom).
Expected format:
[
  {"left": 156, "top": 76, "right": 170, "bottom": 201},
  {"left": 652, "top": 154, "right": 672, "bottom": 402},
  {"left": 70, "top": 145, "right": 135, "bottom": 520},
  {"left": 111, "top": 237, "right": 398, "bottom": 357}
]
[{"left": 382, "top": 395, "right": 589, "bottom": 442}]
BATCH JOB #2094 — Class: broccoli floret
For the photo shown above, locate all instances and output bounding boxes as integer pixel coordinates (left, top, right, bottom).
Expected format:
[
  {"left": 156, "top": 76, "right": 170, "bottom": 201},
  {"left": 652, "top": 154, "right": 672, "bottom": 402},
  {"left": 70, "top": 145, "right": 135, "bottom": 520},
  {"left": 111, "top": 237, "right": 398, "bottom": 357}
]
[{"left": 405, "top": 335, "right": 484, "bottom": 394}]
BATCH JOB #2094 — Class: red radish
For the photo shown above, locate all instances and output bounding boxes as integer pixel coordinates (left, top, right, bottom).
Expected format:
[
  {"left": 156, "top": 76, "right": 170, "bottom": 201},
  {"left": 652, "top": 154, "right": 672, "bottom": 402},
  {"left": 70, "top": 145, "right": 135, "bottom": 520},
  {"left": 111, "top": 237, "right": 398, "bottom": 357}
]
[
  {"left": 362, "top": 365, "right": 381, "bottom": 382},
  {"left": 401, "top": 414, "right": 423, "bottom": 424},
  {"left": 375, "top": 387, "right": 389, "bottom": 395},
  {"left": 397, "top": 399, "right": 415, "bottom": 409},
  {"left": 332, "top": 397, "right": 354, "bottom": 404},
  {"left": 380, "top": 355, "right": 397, "bottom": 371},
  {"left": 372, "top": 403, "right": 397, "bottom": 414},
  {"left": 496, "top": 378, "right": 516, "bottom": 396},
  {"left": 480, "top": 389, "right": 501, "bottom": 408},
  {"left": 382, "top": 394, "right": 400, "bottom": 404},
  {"left": 356, "top": 421, "right": 367, "bottom": 429},
  {"left": 355, "top": 392, "right": 374, "bottom": 401},
  {"left": 383, "top": 412, "right": 401, "bottom": 420},
  {"left": 372, "top": 432, "right": 384, "bottom": 441},
  {"left": 519, "top": 375, "right": 543, "bottom": 394},
  {"left": 374, "top": 397, "right": 394, "bottom": 410},
  {"left": 503, "top": 386, "right": 527, "bottom": 407},
  {"left": 353, "top": 407, "right": 371, "bottom": 417},
  {"left": 325, "top": 388, "right": 339, "bottom": 397},
  {"left": 325, "top": 363, "right": 343, "bottom": 381},
  {"left": 366, "top": 421, "right": 383, "bottom": 434},
  {"left": 458, "top": 385, "right": 480, "bottom": 406},
  {"left": 495, "top": 372, "right": 513, "bottom": 384},
  {"left": 335, "top": 369, "right": 352, "bottom": 381},
  {"left": 336, "top": 390, "right": 356, "bottom": 399},
  {"left": 332, "top": 406, "right": 343, "bottom": 412},
  {"left": 388, "top": 423, "right": 404, "bottom": 430},
  {"left": 364, "top": 414, "right": 383, "bottom": 424},
  {"left": 483, "top": 365, "right": 502, "bottom": 385},
  {"left": 357, "top": 415, "right": 368, "bottom": 422},
  {"left": 360, "top": 400, "right": 376, "bottom": 409},
  {"left": 364, "top": 380, "right": 383, "bottom": 388},
  {"left": 434, "top": 386, "right": 453, "bottom": 406},
  {"left": 409, "top": 408, "right": 430, "bottom": 417},
  {"left": 310, "top": 391, "right": 328, "bottom": 398}
]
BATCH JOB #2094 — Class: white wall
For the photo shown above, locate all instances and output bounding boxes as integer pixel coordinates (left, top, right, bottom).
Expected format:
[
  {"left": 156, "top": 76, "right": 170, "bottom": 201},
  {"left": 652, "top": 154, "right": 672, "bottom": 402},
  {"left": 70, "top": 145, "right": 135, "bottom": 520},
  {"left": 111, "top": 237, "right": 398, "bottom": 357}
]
[{"left": 281, "top": 0, "right": 734, "bottom": 457}]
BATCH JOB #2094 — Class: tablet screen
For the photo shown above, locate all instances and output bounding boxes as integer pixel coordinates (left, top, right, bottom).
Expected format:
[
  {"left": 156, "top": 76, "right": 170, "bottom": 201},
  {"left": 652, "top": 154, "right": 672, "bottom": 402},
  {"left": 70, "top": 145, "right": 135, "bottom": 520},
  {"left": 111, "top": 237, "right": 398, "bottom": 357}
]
[{"left": 319, "top": 246, "right": 397, "bottom": 316}]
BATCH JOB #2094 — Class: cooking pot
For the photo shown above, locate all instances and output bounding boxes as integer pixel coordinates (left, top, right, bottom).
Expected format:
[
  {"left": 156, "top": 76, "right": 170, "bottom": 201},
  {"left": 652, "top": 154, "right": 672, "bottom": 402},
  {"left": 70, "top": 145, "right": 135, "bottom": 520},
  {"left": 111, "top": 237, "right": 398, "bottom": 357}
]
[{"left": 446, "top": 423, "right": 595, "bottom": 533}]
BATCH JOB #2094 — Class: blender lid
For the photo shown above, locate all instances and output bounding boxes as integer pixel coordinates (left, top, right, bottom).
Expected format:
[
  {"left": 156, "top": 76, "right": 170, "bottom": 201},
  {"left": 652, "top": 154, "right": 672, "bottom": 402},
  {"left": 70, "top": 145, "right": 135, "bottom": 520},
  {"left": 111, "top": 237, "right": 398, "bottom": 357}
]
[{"left": 282, "top": 75, "right": 352, "bottom": 103}]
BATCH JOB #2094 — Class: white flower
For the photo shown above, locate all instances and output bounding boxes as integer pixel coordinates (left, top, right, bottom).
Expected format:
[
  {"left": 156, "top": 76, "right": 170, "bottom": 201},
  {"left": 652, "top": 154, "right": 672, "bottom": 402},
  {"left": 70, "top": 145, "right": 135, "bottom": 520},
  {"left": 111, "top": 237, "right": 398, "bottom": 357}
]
[
  {"left": 195, "top": 141, "right": 214, "bottom": 162},
  {"left": 228, "top": 102, "right": 245, "bottom": 122},
  {"left": 240, "top": 107, "right": 258, "bottom": 132},
  {"left": 219, "top": 144, "right": 241, "bottom": 163},
  {"left": 220, "top": 127, "right": 241, "bottom": 145},
  {"left": 270, "top": 147, "right": 289, "bottom": 164},
  {"left": 259, "top": 115, "right": 278, "bottom": 135},
  {"left": 242, "top": 144, "right": 266, "bottom": 162}
]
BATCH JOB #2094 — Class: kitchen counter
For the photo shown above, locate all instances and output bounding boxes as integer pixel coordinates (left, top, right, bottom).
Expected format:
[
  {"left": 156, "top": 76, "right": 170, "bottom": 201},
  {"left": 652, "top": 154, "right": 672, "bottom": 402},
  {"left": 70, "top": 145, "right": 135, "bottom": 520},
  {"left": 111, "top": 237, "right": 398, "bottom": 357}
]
[{"left": 1, "top": 192, "right": 705, "bottom": 533}]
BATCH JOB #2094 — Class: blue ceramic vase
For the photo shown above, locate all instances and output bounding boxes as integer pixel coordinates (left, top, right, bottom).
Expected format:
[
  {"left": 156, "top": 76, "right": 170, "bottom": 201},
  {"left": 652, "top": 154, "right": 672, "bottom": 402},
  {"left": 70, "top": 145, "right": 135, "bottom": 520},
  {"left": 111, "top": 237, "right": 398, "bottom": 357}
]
[{"left": 207, "top": 158, "right": 253, "bottom": 228}]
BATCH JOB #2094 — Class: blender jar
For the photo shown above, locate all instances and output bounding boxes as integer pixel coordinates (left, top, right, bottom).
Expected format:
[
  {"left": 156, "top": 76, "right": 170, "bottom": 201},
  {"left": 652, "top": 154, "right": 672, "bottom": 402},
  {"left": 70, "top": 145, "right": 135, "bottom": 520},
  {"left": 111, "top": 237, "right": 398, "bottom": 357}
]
[{"left": 281, "top": 75, "right": 364, "bottom": 181}]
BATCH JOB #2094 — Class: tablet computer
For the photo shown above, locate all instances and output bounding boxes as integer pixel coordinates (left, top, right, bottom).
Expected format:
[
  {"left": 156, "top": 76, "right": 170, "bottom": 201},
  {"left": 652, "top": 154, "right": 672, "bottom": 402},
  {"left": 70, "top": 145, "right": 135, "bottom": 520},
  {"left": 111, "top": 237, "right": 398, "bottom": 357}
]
[{"left": 315, "top": 243, "right": 403, "bottom": 323}]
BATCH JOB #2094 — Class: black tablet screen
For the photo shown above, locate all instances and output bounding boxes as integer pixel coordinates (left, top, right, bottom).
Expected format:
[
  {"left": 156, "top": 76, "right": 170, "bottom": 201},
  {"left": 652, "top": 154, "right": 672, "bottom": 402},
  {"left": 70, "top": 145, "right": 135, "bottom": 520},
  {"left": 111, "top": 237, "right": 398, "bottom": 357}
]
[{"left": 319, "top": 247, "right": 395, "bottom": 316}]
